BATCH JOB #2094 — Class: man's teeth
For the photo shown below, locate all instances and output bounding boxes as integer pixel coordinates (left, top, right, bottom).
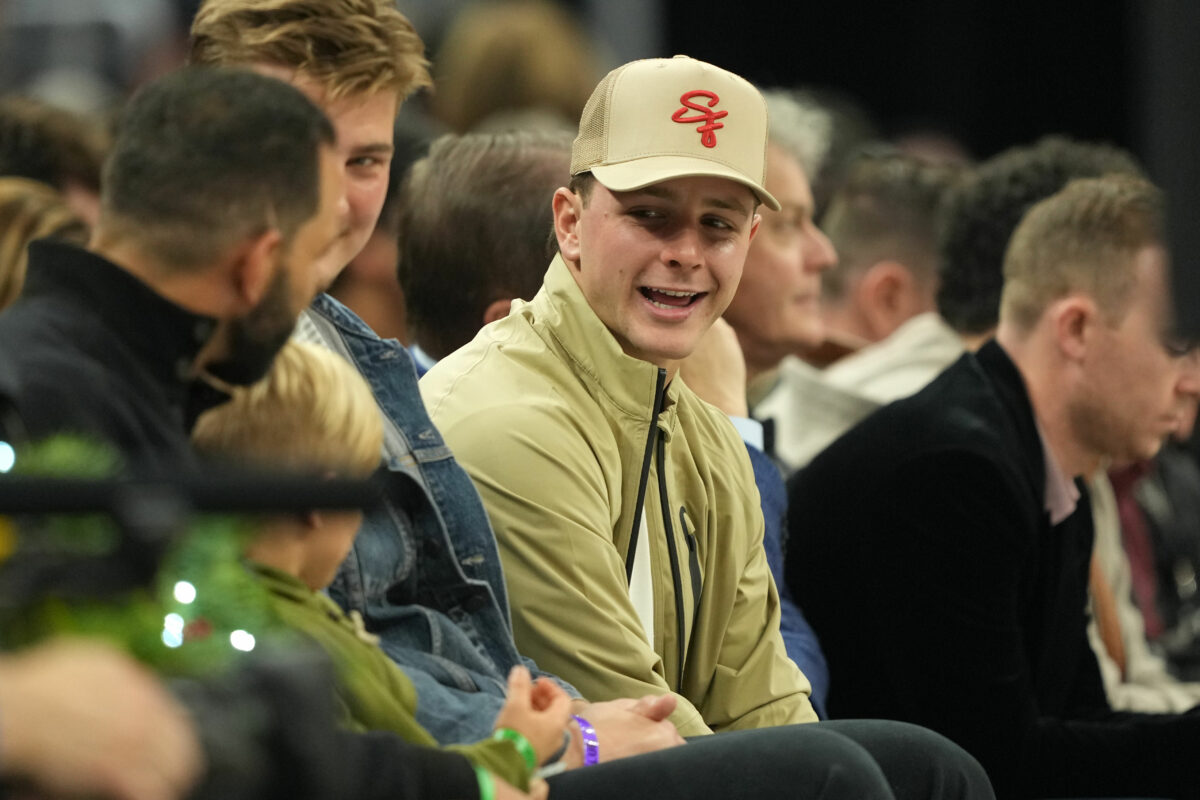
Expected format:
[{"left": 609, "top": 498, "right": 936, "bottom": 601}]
[{"left": 655, "top": 289, "right": 697, "bottom": 297}]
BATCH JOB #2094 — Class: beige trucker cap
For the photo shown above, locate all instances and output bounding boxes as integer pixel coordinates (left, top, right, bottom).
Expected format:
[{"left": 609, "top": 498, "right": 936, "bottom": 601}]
[{"left": 570, "top": 55, "right": 779, "bottom": 211}]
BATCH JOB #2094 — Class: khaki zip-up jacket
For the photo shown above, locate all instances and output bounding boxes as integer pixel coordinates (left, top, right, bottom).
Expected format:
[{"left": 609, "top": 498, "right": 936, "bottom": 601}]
[{"left": 421, "top": 255, "right": 816, "bottom": 736}]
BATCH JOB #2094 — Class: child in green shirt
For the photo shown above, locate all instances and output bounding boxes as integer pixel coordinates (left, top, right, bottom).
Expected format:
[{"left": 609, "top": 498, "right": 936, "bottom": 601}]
[{"left": 192, "top": 340, "right": 570, "bottom": 799}]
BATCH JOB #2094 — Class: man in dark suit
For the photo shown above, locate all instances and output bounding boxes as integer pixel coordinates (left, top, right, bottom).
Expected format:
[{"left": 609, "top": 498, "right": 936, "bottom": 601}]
[{"left": 787, "top": 175, "right": 1200, "bottom": 799}]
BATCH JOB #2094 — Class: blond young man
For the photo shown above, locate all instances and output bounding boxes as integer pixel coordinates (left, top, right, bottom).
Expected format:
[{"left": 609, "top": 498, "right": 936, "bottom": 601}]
[
  {"left": 190, "top": 0, "right": 429, "bottom": 288},
  {"left": 789, "top": 176, "right": 1200, "bottom": 799},
  {"left": 424, "top": 55, "right": 993, "bottom": 800}
]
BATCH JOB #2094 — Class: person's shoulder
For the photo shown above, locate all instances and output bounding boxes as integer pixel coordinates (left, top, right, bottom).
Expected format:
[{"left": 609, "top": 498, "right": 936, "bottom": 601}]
[
  {"left": 797, "top": 355, "right": 1018, "bottom": 500},
  {"left": 422, "top": 314, "right": 582, "bottom": 423}
]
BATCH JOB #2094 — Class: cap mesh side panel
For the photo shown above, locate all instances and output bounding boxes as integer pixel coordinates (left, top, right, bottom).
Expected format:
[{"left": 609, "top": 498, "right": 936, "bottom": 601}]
[{"left": 571, "top": 70, "right": 617, "bottom": 173}]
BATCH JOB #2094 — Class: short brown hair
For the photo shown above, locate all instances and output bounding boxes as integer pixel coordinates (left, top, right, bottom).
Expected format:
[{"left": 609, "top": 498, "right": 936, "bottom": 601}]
[
  {"left": 189, "top": 0, "right": 431, "bottom": 101},
  {"left": 1000, "top": 175, "right": 1163, "bottom": 331},
  {"left": 821, "top": 152, "right": 961, "bottom": 303},
  {"left": 191, "top": 340, "right": 383, "bottom": 477},
  {"left": 0, "top": 178, "right": 87, "bottom": 310},
  {"left": 398, "top": 130, "right": 570, "bottom": 358}
]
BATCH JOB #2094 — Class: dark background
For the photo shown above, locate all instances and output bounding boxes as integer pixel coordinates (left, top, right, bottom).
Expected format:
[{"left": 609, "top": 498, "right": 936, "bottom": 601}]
[
  {"left": 661, "top": 0, "right": 1200, "bottom": 336},
  {"left": 662, "top": 0, "right": 1134, "bottom": 161}
]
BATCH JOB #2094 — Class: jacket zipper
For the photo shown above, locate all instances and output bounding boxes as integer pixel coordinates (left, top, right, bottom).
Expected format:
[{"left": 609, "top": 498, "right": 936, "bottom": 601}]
[
  {"left": 624, "top": 367, "right": 692, "bottom": 688},
  {"left": 657, "top": 434, "right": 688, "bottom": 688},
  {"left": 625, "top": 368, "right": 666, "bottom": 582}
]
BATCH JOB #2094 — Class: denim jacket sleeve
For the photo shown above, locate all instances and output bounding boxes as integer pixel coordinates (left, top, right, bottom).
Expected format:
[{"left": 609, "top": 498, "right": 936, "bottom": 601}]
[{"left": 298, "top": 297, "right": 580, "bottom": 744}]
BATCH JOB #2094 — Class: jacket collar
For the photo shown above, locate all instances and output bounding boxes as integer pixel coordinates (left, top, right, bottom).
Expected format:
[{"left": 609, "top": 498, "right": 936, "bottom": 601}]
[
  {"left": 24, "top": 239, "right": 218, "bottom": 393},
  {"left": 975, "top": 338, "right": 1048, "bottom": 504},
  {"left": 523, "top": 254, "right": 681, "bottom": 426}
]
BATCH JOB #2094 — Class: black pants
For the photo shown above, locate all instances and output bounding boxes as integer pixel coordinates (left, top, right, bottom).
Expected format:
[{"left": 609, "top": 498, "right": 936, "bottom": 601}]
[{"left": 546, "top": 719, "right": 995, "bottom": 800}]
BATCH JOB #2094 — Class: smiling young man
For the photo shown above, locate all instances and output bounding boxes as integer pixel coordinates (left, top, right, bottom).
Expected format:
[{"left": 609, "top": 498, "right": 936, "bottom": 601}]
[
  {"left": 422, "top": 56, "right": 800, "bottom": 736},
  {"left": 417, "top": 55, "right": 990, "bottom": 795}
]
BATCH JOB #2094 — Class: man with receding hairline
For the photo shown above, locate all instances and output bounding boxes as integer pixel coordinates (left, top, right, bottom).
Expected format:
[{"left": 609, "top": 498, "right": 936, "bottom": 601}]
[{"left": 789, "top": 175, "right": 1200, "bottom": 799}]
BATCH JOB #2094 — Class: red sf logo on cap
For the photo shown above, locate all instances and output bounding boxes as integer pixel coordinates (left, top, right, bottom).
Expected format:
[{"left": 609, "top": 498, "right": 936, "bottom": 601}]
[{"left": 672, "top": 90, "right": 728, "bottom": 148}]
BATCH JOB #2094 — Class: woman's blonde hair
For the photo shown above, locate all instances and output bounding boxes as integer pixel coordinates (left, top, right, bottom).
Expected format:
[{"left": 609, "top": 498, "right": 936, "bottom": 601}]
[
  {"left": 190, "top": 0, "right": 431, "bottom": 101},
  {"left": 0, "top": 178, "right": 88, "bottom": 310},
  {"left": 192, "top": 340, "right": 383, "bottom": 477}
]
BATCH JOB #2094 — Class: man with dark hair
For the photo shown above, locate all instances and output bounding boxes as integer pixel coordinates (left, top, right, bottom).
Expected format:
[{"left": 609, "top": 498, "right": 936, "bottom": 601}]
[
  {"left": 788, "top": 175, "right": 1200, "bottom": 799},
  {"left": 936, "top": 135, "right": 1143, "bottom": 345},
  {"left": 0, "top": 66, "right": 342, "bottom": 465},
  {"left": 399, "top": 130, "right": 570, "bottom": 374},
  {"left": 754, "top": 152, "right": 962, "bottom": 471}
]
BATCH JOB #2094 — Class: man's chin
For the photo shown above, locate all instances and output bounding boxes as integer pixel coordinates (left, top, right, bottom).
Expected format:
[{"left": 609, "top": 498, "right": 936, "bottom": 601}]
[{"left": 318, "top": 232, "right": 375, "bottom": 290}]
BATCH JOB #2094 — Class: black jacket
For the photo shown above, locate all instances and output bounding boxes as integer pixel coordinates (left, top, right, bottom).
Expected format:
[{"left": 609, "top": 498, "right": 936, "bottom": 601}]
[
  {"left": 787, "top": 340, "right": 1200, "bottom": 799},
  {"left": 0, "top": 239, "right": 221, "bottom": 469}
]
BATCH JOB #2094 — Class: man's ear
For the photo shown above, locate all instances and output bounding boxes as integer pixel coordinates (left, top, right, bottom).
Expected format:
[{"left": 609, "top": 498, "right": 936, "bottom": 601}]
[
  {"left": 483, "top": 297, "right": 513, "bottom": 326},
  {"left": 1050, "top": 295, "right": 1097, "bottom": 362},
  {"left": 230, "top": 228, "right": 284, "bottom": 310},
  {"left": 552, "top": 188, "right": 583, "bottom": 264},
  {"left": 747, "top": 212, "right": 761, "bottom": 243},
  {"left": 859, "top": 261, "right": 916, "bottom": 341}
]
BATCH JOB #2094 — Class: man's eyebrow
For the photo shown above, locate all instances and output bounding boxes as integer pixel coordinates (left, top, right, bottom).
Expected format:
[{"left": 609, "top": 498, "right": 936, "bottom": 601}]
[
  {"left": 349, "top": 142, "right": 395, "bottom": 157},
  {"left": 704, "top": 195, "right": 753, "bottom": 220},
  {"left": 630, "top": 185, "right": 753, "bottom": 219}
]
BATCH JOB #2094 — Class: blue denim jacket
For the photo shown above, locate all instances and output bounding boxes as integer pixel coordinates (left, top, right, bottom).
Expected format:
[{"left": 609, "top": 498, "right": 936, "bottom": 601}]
[{"left": 297, "top": 294, "right": 579, "bottom": 744}]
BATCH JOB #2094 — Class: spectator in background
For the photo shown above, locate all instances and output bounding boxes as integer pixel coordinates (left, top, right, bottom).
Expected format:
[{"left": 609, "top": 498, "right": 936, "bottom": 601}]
[
  {"left": 752, "top": 153, "right": 962, "bottom": 471},
  {"left": 326, "top": 126, "right": 431, "bottom": 344},
  {"left": 433, "top": 0, "right": 599, "bottom": 135},
  {"left": 0, "top": 177, "right": 87, "bottom": 309},
  {"left": 936, "top": 135, "right": 1143, "bottom": 347},
  {"left": 930, "top": 135, "right": 1200, "bottom": 711},
  {"left": 398, "top": 130, "right": 570, "bottom": 375},
  {"left": 0, "top": 95, "right": 109, "bottom": 225},
  {"left": 788, "top": 176, "right": 1200, "bottom": 799}
]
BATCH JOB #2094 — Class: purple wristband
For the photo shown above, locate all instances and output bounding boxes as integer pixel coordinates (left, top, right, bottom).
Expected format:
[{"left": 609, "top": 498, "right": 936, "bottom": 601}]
[{"left": 572, "top": 713, "right": 599, "bottom": 766}]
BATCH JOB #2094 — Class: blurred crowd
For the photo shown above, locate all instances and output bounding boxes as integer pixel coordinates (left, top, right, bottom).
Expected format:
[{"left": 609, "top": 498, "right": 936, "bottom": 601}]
[{"left": 3, "top": 2, "right": 1200, "bottom": 799}]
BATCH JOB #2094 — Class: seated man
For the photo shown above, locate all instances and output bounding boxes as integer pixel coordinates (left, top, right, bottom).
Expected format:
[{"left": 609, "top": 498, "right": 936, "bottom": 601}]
[
  {"left": 397, "top": 129, "right": 829, "bottom": 714},
  {"left": 0, "top": 65, "right": 343, "bottom": 467},
  {"left": 751, "top": 152, "right": 962, "bottom": 471},
  {"left": 788, "top": 175, "right": 1200, "bottom": 799},
  {"left": 424, "top": 54, "right": 993, "bottom": 799}
]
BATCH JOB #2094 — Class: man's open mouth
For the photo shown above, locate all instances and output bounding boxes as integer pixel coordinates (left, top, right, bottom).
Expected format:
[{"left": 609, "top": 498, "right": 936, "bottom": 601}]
[{"left": 639, "top": 287, "right": 705, "bottom": 309}]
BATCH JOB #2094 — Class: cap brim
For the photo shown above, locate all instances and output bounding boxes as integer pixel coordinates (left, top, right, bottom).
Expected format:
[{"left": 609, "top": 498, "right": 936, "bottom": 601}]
[{"left": 591, "top": 155, "right": 781, "bottom": 211}]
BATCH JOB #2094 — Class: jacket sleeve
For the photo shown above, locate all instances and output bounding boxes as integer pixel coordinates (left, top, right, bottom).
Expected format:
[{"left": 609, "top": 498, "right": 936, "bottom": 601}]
[
  {"left": 696, "top": 434, "right": 817, "bottom": 731},
  {"left": 745, "top": 441, "right": 829, "bottom": 719},
  {"left": 433, "top": 402, "right": 714, "bottom": 737}
]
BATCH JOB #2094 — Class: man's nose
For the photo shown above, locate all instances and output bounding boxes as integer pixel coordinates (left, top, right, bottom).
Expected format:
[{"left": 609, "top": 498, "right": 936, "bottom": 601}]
[
  {"left": 805, "top": 223, "right": 838, "bottom": 274},
  {"left": 662, "top": 225, "right": 703, "bottom": 268}
]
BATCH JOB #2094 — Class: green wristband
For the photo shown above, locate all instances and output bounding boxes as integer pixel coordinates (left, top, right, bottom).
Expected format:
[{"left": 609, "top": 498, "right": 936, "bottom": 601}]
[
  {"left": 492, "top": 727, "right": 538, "bottom": 773},
  {"left": 474, "top": 766, "right": 495, "bottom": 800}
]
